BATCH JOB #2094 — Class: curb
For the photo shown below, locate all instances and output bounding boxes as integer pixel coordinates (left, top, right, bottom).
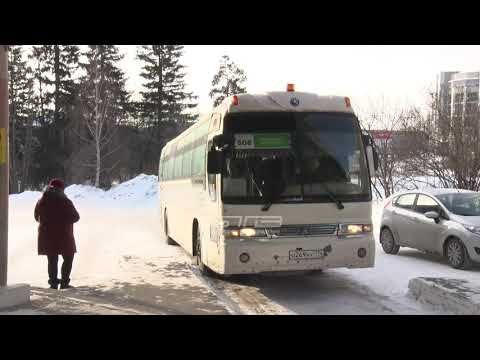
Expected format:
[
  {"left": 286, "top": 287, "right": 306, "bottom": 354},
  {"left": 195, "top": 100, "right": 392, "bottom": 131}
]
[{"left": 408, "top": 277, "right": 480, "bottom": 315}]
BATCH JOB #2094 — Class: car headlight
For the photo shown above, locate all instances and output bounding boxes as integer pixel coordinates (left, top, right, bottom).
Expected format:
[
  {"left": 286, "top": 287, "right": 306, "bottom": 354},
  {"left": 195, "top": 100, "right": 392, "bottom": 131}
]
[
  {"left": 463, "top": 224, "right": 480, "bottom": 235},
  {"left": 338, "top": 224, "right": 373, "bottom": 236},
  {"left": 223, "top": 228, "right": 267, "bottom": 238}
]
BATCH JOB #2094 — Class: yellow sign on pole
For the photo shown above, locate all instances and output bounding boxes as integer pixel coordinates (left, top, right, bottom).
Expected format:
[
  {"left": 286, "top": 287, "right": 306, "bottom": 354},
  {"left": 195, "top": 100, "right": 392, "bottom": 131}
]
[{"left": 0, "top": 128, "right": 6, "bottom": 164}]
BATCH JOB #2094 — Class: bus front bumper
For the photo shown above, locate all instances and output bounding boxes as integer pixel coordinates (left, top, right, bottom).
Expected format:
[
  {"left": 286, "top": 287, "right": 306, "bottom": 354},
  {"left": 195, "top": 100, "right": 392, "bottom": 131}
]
[{"left": 220, "top": 234, "right": 375, "bottom": 275}]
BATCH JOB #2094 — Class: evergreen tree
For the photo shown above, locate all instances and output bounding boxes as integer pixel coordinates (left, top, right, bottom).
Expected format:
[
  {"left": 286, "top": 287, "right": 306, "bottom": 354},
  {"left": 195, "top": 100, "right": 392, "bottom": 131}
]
[
  {"left": 136, "top": 45, "right": 197, "bottom": 173},
  {"left": 27, "top": 45, "right": 81, "bottom": 186},
  {"left": 28, "top": 46, "right": 50, "bottom": 126},
  {"left": 209, "top": 55, "right": 247, "bottom": 107},
  {"left": 8, "top": 46, "right": 35, "bottom": 193},
  {"left": 80, "top": 45, "right": 129, "bottom": 119},
  {"left": 42, "top": 45, "right": 80, "bottom": 127}
]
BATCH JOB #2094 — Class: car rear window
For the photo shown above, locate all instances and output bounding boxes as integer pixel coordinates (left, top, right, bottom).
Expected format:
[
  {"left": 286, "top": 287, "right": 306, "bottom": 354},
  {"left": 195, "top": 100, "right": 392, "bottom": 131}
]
[{"left": 394, "top": 193, "right": 417, "bottom": 210}]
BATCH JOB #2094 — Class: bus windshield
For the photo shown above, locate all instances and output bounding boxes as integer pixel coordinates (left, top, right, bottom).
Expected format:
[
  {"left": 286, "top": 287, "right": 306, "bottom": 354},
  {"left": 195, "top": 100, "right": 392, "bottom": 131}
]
[{"left": 221, "top": 112, "right": 371, "bottom": 205}]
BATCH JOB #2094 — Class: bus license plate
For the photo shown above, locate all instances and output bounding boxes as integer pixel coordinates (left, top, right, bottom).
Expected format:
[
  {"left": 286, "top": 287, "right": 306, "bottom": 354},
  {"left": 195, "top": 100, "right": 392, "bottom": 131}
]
[{"left": 289, "top": 249, "right": 326, "bottom": 261}]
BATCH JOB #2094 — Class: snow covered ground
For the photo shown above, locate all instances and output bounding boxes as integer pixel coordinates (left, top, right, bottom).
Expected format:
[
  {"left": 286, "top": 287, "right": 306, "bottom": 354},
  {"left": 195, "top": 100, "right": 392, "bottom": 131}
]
[
  {"left": 5, "top": 175, "right": 230, "bottom": 315},
  {"left": 3, "top": 175, "right": 480, "bottom": 315},
  {"left": 209, "top": 201, "right": 479, "bottom": 315}
]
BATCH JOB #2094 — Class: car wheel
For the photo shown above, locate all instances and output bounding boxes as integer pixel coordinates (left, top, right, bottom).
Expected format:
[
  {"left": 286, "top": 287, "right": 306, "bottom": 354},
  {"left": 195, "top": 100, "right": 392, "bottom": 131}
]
[
  {"left": 380, "top": 227, "right": 400, "bottom": 255},
  {"left": 445, "top": 238, "right": 471, "bottom": 270}
]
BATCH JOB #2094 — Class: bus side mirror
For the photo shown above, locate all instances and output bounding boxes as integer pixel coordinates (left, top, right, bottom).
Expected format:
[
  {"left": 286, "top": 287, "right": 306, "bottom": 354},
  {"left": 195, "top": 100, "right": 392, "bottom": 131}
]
[
  {"left": 207, "top": 150, "right": 223, "bottom": 174},
  {"left": 362, "top": 133, "right": 379, "bottom": 175},
  {"left": 212, "top": 134, "right": 229, "bottom": 149},
  {"left": 366, "top": 145, "right": 376, "bottom": 178},
  {"left": 373, "top": 146, "right": 379, "bottom": 171}
]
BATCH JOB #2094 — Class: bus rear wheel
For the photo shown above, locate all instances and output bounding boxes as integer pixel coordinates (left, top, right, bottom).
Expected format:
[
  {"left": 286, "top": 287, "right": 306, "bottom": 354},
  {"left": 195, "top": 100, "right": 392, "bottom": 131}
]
[{"left": 164, "top": 211, "right": 177, "bottom": 246}]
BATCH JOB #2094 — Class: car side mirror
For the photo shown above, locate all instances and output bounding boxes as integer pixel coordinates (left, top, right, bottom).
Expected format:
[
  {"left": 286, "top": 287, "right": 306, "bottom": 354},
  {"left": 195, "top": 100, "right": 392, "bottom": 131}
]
[
  {"left": 439, "top": 209, "right": 450, "bottom": 221},
  {"left": 207, "top": 149, "right": 223, "bottom": 174},
  {"left": 425, "top": 211, "right": 440, "bottom": 223}
]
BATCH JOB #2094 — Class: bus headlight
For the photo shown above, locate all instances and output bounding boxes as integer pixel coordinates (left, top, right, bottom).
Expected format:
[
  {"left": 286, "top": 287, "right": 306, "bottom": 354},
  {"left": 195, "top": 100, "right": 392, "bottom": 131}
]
[
  {"left": 224, "top": 228, "right": 267, "bottom": 238},
  {"left": 338, "top": 224, "right": 373, "bottom": 236}
]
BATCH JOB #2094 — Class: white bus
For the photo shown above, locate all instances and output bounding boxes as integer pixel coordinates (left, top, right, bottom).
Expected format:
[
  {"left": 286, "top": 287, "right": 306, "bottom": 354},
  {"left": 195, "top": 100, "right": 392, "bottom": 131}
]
[{"left": 159, "top": 85, "right": 378, "bottom": 276}]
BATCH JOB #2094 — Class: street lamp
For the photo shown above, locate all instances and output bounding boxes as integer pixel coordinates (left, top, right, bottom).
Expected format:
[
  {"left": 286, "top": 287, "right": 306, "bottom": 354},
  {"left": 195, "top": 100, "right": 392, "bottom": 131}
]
[{"left": 0, "top": 45, "right": 8, "bottom": 287}]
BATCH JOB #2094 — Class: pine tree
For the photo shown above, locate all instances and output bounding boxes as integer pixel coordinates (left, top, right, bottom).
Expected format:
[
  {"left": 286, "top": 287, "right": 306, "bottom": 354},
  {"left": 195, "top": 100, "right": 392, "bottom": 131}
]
[
  {"left": 75, "top": 45, "right": 130, "bottom": 187},
  {"left": 8, "top": 46, "right": 35, "bottom": 193},
  {"left": 27, "top": 45, "right": 81, "bottom": 186},
  {"left": 42, "top": 45, "right": 80, "bottom": 128},
  {"left": 209, "top": 55, "right": 247, "bottom": 107},
  {"left": 136, "top": 45, "right": 197, "bottom": 173},
  {"left": 28, "top": 46, "right": 50, "bottom": 126}
]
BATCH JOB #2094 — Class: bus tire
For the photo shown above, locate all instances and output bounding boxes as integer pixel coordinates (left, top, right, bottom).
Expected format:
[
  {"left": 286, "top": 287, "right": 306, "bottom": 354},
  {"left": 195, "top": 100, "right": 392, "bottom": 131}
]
[
  {"left": 164, "top": 211, "right": 177, "bottom": 246},
  {"left": 193, "top": 222, "right": 214, "bottom": 277}
]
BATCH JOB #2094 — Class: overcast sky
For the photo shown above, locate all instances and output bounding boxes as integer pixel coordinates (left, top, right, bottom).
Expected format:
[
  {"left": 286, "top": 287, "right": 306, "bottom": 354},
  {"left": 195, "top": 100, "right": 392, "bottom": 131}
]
[{"left": 119, "top": 45, "right": 480, "bottom": 115}]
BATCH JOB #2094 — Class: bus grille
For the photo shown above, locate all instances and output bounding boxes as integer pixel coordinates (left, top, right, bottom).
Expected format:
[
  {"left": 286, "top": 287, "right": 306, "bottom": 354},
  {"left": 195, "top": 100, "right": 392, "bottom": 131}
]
[{"left": 268, "top": 224, "right": 337, "bottom": 237}]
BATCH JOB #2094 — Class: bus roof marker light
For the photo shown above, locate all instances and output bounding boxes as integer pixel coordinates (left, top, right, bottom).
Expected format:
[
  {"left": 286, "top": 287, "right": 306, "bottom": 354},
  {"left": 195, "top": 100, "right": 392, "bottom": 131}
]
[
  {"left": 232, "top": 95, "right": 239, "bottom": 106},
  {"left": 287, "top": 84, "right": 295, "bottom": 92},
  {"left": 345, "top": 97, "right": 351, "bottom": 108}
]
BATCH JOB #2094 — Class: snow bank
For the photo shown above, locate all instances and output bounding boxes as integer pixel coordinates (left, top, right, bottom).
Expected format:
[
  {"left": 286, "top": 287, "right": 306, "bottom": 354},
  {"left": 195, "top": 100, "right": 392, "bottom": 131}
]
[
  {"left": 9, "top": 191, "right": 42, "bottom": 204},
  {"left": 409, "top": 277, "right": 480, "bottom": 315},
  {"left": 10, "top": 174, "right": 159, "bottom": 210},
  {"left": 106, "top": 174, "right": 158, "bottom": 205},
  {"left": 372, "top": 175, "right": 448, "bottom": 200}
]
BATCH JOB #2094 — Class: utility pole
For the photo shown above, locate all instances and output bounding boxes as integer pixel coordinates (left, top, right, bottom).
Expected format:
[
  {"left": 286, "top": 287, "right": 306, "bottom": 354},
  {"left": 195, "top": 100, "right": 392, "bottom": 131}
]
[
  {"left": 0, "top": 45, "right": 29, "bottom": 310},
  {"left": 0, "top": 45, "right": 8, "bottom": 287}
]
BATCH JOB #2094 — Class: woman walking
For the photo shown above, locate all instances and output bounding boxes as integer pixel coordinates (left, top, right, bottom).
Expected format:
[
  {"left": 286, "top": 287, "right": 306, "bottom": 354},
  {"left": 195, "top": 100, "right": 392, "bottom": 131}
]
[{"left": 34, "top": 179, "right": 80, "bottom": 289}]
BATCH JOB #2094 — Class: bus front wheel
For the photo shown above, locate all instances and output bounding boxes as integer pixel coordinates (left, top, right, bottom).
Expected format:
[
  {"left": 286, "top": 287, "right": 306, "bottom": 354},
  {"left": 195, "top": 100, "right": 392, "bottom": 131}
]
[
  {"left": 164, "top": 211, "right": 177, "bottom": 246},
  {"left": 194, "top": 222, "right": 214, "bottom": 277}
]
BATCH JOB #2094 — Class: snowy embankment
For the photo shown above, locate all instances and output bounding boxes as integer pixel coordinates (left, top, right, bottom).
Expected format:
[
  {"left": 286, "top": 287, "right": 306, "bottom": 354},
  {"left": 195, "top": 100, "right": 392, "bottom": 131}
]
[
  {"left": 10, "top": 174, "right": 159, "bottom": 209},
  {"left": 8, "top": 173, "right": 163, "bottom": 289},
  {"left": 372, "top": 175, "right": 446, "bottom": 200}
]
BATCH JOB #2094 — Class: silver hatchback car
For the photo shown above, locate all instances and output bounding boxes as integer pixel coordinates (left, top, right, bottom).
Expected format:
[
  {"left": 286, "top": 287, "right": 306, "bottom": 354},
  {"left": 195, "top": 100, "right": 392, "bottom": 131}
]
[{"left": 380, "top": 188, "right": 480, "bottom": 269}]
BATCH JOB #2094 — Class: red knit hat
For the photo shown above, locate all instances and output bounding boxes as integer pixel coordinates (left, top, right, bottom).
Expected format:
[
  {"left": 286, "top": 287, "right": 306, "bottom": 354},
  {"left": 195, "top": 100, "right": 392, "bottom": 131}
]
[{"left": 49, "top": 178, "right": 65, "bottom": 190}]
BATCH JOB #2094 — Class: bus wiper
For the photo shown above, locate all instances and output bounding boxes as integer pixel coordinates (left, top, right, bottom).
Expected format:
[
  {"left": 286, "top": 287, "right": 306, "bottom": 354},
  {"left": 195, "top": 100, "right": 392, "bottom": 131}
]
[
  {"left": 319, "top": 182, "right": 344, "bottom": 210},
  {"left": 262, "top": 202, "right": 273, "bottom": 212},
  {"left": 246, "top": 163, "right": 272, "bottom": 211}
]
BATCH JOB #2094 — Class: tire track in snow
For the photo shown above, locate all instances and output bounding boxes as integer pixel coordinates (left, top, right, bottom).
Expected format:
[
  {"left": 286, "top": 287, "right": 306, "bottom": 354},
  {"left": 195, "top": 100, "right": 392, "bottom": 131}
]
[{"left": 188, "top": 263, "right": 295, "bottom": 315}]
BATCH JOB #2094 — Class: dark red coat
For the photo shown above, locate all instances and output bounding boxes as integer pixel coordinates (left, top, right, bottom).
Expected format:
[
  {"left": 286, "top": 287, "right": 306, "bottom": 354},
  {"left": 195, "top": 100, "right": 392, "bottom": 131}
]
[{"left": 34, "top": 187, "right": 80, "bottom": 256}]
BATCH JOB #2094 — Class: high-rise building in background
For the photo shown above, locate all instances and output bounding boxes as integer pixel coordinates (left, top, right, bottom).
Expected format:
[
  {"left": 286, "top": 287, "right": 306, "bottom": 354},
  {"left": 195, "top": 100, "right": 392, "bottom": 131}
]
[{"left": 436, "top": 71, "right": 480, "bottom": 136}]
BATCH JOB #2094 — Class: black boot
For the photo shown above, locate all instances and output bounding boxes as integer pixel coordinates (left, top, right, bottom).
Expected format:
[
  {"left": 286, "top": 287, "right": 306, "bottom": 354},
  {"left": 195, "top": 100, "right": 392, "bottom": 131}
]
[
  {"left": 60, "top": 278, "right": 73, "bottom": 289},
  {"left": 48, "top": 278, "right": 60, "bottom": 290}
]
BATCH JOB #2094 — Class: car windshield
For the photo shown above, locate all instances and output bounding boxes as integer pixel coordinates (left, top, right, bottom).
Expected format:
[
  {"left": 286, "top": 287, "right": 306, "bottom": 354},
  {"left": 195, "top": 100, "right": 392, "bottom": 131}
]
[
  {"left": 436, "top": 193, "right": 480, "bottom": 216},
  {"left": 221, "top": 111, "right": 371, "bottom": 204}
]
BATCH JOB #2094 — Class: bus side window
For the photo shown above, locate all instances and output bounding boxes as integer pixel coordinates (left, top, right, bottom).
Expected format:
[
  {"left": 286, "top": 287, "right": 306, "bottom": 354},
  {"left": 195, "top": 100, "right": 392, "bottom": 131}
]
[
  {"left": 207, "top": 140, "right": 217, "bottom": 202},
  {"left": 167, "top": 144, "right": 177, "bottom": 180}
]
